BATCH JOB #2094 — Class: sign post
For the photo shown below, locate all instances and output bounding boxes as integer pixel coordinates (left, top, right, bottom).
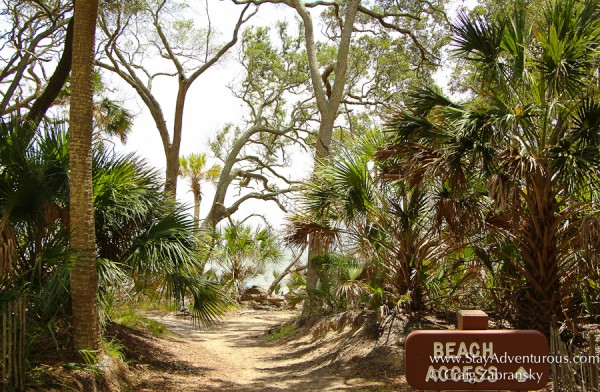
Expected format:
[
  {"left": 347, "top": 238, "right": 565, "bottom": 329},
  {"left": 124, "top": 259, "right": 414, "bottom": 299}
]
[{"left": 405, "top": 310, "right": 550, "bottom": 390}]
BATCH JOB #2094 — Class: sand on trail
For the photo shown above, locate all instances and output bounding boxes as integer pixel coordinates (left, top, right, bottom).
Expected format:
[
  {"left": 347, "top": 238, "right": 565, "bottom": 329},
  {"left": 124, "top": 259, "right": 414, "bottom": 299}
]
[{"left": 134, "top": 309, "right": 399, "bottom": 391}]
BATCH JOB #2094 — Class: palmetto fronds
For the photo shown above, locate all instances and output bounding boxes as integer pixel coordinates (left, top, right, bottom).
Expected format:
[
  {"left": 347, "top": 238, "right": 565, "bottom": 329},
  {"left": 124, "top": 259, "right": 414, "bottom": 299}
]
[
  {"left": 210, "top": 221, "right": 283, "bottom": 299},
  {"left": 0, "top": 119, "right": 228, "bottom": 328},
  {"left": 290, "top": 128, "right": 452, "bottom": 310},
  {"left": 380, "top": 0, "right": 600, "bottom": 331}
]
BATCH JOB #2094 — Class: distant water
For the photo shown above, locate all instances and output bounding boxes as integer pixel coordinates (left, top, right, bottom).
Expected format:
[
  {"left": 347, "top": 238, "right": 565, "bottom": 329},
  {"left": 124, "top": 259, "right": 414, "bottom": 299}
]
[{"left": 210, "top": 249, "right": 306, "bottom": 295}]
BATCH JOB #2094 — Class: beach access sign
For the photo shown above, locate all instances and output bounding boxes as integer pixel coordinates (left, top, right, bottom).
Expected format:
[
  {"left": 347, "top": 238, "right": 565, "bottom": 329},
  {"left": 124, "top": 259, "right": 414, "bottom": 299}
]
[{"left": 405, "top": 310, "right": 550, "bottom": 390}]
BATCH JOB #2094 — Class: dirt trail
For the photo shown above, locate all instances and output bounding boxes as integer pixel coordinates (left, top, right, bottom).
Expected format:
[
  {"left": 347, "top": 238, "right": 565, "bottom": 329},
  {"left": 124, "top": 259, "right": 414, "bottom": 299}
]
[{"left": 131, "top": 309, "right": 400, "bottom": 391}]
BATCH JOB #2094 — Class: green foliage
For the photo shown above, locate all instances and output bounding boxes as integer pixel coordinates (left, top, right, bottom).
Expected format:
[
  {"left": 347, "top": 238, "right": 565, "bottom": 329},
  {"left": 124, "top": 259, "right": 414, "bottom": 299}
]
[
  {"left": 380, "top": 0, "right": 600, "bottom": 329},
  {"left": 56, "top": 72, "right": 134, "bottom": 144},
  {"left": 179, "top": 153, "right": 221, "bottom": 189},
  {"left": 164, "top": 274, "right": 230, "bottom": 327},
  {"left": 0, "top": 118, "right": 230, "bottom": 378},
  {"left": 581, "top": 274, "right": 600, "bottom": 317},
  {"left": 319, "top": 0, "right": 450, "bottom": 109},
  {"left": 146, "top": 319, "right": 167, "bottom": 336},
  {"left": 103, "top": 338, "right": 126, "bottom": 362},
  {"left": 63, "top": 349, "right": 101, "bottom": 379},
  {"left": 111, "top": 306, "right": 168, "bottom": 337},
  {"left": 286, "top": 270, "right": 306, "bottom": 295},
  {"left": 231, "top": 21, "right": 312, "bottom": 139},
  {"left": 111, "top": 307, "right": 145, "bottom": 329},
  {"left": 291, "top": 128, "right": 448, "bottom": 312},
  {"left": 266, "top": 324, "right": 297, "bottom": 341},
  {"left": 211, "top": 221, "right": 282, "bottom": 299},
  {"left": 306, "top": 253, "right": 370, "bottom": 313},
  {"left": 241, "top": 23, "right": 308, "bottom": 92}
]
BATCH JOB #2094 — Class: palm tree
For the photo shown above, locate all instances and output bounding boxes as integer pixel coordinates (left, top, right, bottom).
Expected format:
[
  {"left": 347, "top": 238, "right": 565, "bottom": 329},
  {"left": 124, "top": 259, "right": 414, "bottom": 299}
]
[
  {"left": 0, "top": 119, "right": 229, "bottom": 338},
  {"left": 93, "top": 97, "right": 134, "bottom": 147},
  {"left": 179, "top": 153, "right": 221, "bottom": 231},
  {"left": 69, "top": 0, "right": 101, "bottom": 352},
  {"left": 379, "top": 0, "right": 600, "bottom": 331},
  {"left": 289, "top": 130, "right": 449, "bottom": 311},
  {"left": 211, "top": 222, "right": 282, "bottom": 300}
]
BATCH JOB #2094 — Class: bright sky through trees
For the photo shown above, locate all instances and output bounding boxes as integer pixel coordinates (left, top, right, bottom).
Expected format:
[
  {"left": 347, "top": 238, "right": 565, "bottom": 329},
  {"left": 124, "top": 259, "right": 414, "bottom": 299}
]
[
  {"left": 110, "top": 1, "right": 304, "bottom": 227},
  {"left": 109, "top": 0, "right": 476, "bottom": 227}
]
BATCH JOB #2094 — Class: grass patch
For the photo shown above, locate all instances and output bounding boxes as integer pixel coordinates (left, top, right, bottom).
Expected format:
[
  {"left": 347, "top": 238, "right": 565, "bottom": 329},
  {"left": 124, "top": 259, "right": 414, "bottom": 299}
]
[
  {"left": 266, "top": 324, "right": 297, "bottom": 341},
  {"left": 112, "top": 307, "right": 145, "bottom": 330},
  {"left": 103, "top": 338, "right": 126, "bottom": 362},
  {"left": 111, "top": 306, "right": 168, "bottom": 337},
  {"left": 146, "top": 319, "right": 166, "bottom": 336}
]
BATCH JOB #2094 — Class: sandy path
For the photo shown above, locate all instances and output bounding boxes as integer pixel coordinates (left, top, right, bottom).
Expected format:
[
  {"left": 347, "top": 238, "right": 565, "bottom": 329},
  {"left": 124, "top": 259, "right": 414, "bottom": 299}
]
[
  {"left": 157, "top": 310, "right": 298, "bottom": 390},
  {"left": 133, "top": 309, "right": 397, "bottom": 391}
]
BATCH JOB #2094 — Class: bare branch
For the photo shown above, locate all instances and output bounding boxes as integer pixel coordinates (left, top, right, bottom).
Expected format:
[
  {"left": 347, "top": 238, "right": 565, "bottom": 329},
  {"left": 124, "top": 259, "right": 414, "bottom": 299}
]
[
  {"left": 187, "top": 3, "right": 257, "bottom": 85},
  {"left": 152, "top": 5, "right": 185, "bottom": 76},
  {"left": 224, "top": 187, "right": 297, "bottom": 217},
  {"left": 357, "top": 5, "right": 434, "bottom": 64}
]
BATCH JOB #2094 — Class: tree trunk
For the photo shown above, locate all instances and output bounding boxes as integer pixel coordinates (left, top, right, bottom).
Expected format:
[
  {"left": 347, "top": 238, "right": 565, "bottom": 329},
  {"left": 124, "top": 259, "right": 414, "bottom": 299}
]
[
  {"left": 202, "top": 128, "right": 257, "bottom": 231},
  {"left": 164, "top": 145, "right": 180, "bottom": 198},
  {"left": 297, "top": 0, "right": 361, "bottom": 316},
  {"left": 193, "top": 189, "right": 201, "bottom": 232},
  {"left": 268, "top": 245, "right": 306, "bottom": 296},
  {"left": 304, "top": 111, "right": 336, "bottom": 314},
  {"left": 69, "top": 0, "right": 100, "bottom": 353},
  {"left": 516, "top": 172, "right": 560, "bottom": 334},
  {"left": 27, "top": 17, "right": 74, "bottom": 125},
  {"left": 163, "top": 81, "right": 188, "bottom": 197}
]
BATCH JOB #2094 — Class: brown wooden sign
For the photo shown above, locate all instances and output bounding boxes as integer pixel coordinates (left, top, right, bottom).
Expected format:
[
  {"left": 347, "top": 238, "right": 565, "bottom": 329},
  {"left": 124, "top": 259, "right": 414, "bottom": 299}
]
[{"left": 405, "top": 330, "right": 550, "bottom": 390}]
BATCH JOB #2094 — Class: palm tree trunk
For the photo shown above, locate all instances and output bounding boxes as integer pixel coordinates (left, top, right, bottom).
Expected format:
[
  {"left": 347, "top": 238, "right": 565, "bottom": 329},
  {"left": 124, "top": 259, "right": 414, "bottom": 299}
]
[
  {"left": 517, "top": 171, "right": 560, "bottom": 333},
  {"left": 193, "top": 189, "right": 201, "bottom": 232},
  {"left": 69, "top": 0, "right": 101, "bottom": 353}
]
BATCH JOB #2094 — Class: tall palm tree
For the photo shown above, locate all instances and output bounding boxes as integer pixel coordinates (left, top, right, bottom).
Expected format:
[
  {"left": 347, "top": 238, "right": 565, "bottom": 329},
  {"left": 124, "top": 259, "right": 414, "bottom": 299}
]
[
  {"left": 380, "top": 0, "right": 600, "bottom": 331},
  {"left": 69, "top": 0, "right": 101, "bottom": 352},
  {"left": 178, "top": 153, "right": 221, "bottom": 231}
]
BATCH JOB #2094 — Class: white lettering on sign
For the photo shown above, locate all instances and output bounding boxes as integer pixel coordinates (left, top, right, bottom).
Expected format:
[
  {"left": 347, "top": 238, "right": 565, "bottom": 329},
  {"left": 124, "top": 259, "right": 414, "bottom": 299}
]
[
  {"left": 424, "top": 365, "right": 500, "bottom": 383},
  {"left": 433, "top": 341, "right": 494, "bottom": 358},
  {"left": 424, "top": 365, "right": 544, "bottom": 384}
]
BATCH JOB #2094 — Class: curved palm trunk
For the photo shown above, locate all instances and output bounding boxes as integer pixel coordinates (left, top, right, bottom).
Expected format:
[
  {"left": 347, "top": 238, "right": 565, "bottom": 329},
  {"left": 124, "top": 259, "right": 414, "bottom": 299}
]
[
  {"left": 69, "top": 0, "right": 101, "bottom": 352},
  {"left": 516, "top": 171, "right": 560, "bottom": 333},
  {"left": 193, "top": 187, "right": 201, "bottom": 232}
]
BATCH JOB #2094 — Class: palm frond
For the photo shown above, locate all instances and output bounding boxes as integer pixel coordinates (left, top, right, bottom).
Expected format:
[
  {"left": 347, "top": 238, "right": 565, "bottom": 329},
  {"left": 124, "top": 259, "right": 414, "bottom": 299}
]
[
  {"left": 452, "top": 12, "right": 507, "bottom": 81},
  {"left": 163, "top": 274, "right": 230, "bottom": 327},
  {"left": 122, "top": 209, "right": 201, "bottom": 276},
  {"left": 537, "top": 0, "right": 600, "bottom": 96}
]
